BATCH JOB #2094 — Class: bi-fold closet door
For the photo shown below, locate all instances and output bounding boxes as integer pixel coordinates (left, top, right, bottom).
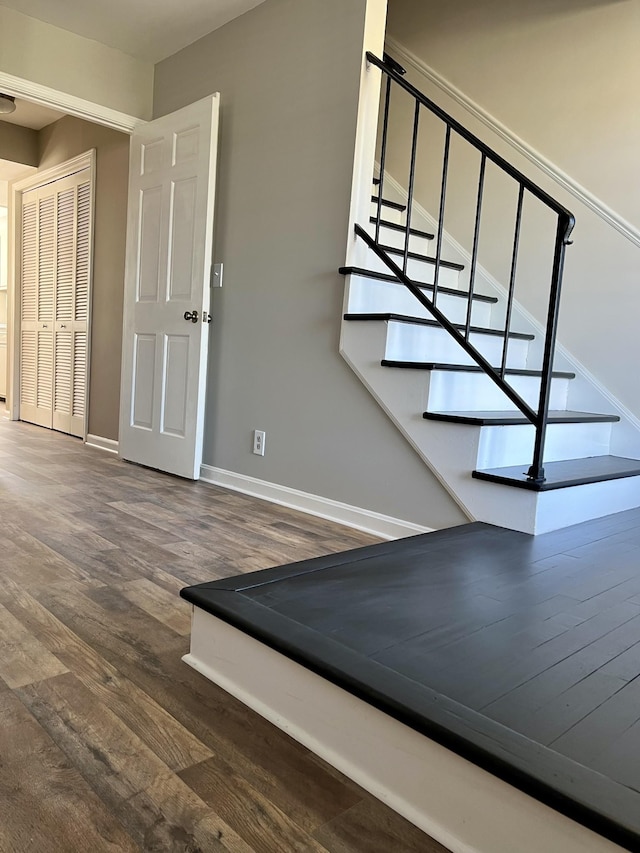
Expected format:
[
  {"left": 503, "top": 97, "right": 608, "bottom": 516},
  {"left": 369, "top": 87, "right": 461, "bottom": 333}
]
[{"left": 20, "top": 169, "right": 92, "bottom": 437}]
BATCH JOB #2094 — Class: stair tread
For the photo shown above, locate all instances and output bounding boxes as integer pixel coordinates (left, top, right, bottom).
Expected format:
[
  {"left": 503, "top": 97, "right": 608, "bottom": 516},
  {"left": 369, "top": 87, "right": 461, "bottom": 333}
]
[
  {"left": 371, "top": 195, "right": 406, "bottom": 212},
  {"left": 339, "top": 267, "right": 497, "bottom": 303},
  {"left": 344, "top": 312, "right": 534, "bottom": 340},
  {"left": 368, "top": 217, "right": 434, "bottom": 240},
  {"left": 473, "top": 456, "right": 640, "bottom": 491},
  {"left": 424, "top": 410, "right": 620, "bottom": 425},
  {"left": 381, "top": 360, "right": 575, "bottom": 379},
  {"left": 379, "top": 244, "right": 465, "bottom": 271}
]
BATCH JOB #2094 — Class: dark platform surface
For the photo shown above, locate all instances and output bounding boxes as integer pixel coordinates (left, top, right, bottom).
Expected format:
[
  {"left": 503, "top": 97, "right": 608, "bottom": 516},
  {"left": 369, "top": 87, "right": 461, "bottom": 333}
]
[{"left": 182, "top": 510, "right": 640, "bottom": 851}]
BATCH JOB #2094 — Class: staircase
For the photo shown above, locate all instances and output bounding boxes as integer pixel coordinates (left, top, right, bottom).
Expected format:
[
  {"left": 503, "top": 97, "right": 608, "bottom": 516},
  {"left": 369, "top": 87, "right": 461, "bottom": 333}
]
[{"left": 340, "top": 53, "right": 640, "bottom": 535}]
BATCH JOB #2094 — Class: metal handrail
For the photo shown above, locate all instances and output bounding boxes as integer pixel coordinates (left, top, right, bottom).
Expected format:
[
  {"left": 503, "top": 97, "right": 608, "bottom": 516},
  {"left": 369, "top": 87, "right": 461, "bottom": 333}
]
[
  {"left": 367, "top": 52, "right": 575, "bottom": 222},
  {"left": 364, "top": 52, "right": 576, "bottom": 483}
]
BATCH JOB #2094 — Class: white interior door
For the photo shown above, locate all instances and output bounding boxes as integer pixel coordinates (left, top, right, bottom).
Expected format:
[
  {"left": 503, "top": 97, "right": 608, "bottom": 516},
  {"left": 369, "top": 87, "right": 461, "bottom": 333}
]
[{"left": 119, "top": 95, "right": 220, "bottom": 479}]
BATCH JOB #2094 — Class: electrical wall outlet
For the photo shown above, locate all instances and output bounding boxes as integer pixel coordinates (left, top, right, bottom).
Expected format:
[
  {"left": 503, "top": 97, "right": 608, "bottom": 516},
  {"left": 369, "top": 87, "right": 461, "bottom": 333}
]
[{"left": 253, "top": 429, "right": 266, "bottom": 456}]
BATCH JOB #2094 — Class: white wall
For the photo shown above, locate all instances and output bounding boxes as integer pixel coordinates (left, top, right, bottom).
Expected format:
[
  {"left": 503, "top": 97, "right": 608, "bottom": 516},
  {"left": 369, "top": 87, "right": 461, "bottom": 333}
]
[{"left": 0, "top": 5, "right": 153, "bottom": 119}]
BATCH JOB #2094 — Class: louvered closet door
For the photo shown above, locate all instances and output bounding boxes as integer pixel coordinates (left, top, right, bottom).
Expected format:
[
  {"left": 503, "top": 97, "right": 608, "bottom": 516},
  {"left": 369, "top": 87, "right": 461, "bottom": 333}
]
[
  {"left": 20, "top": 170, "right": 92, "bottom": 437},
  {"left": 20, "top": 188, "right": 54, "bottom": 428}
]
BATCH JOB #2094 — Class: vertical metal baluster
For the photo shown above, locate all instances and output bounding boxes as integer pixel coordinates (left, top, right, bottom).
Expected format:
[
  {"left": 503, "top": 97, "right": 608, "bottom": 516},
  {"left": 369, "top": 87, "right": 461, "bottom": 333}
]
[
  {"left": 527, "top": 212, "right": 574, "bottom": 484},
  {"left": 375, "top": 75, "right": 392, "bottom": 244},
  {"left": 433, "top": 125, "right": 451, "bottom": 306},
  {"left": 403, "top": 100, "right": 420, "bottom": 275},
  {"left": 501, "top": 184, "right": 525, "bottom": 378},
  {"left": 465, "top": 153, "right": 486, "bottom": 341}
]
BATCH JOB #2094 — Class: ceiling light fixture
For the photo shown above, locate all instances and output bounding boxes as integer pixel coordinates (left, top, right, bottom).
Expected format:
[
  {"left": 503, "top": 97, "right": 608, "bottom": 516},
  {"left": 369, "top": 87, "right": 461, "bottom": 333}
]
[{"left": 0, "top": 94, "right": 16, "bottom": 115}]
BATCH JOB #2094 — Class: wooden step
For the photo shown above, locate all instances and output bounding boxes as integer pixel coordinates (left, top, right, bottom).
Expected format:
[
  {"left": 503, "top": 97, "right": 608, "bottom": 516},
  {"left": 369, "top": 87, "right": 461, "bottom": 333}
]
[
  {"left": 382, "top": 360, "right": 574, "bottom": 378},
  {"left": 371, "top": 195, "right": 406, "bottom": 212},
  {"left": 339, "top": 267, "right": 497, "bottom": 304},
  {"left": 344, "top": 312, "right": 534, "bottom": 341},
  {"left": 368, "top": 217, "right": 434, "bottom": 241},
  {"left": 473, "top": 455, "right": 640, "bottom": 491},
  {"left": 378, "top": 244, "right": 465, "bottom": 271},
  {"left": 423, "top": 410, "right": 620, "bottom": 426}
]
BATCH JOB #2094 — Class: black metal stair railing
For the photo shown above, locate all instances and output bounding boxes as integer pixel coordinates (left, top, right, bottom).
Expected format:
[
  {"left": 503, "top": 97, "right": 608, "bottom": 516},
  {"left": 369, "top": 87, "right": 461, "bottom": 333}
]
[{"left": 363, "top": 52, "right": 575, "bottom": 484}]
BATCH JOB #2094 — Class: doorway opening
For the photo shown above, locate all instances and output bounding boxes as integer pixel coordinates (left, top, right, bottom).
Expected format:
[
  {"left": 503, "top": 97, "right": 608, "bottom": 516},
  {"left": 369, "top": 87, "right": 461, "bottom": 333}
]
[{"left": 0, "top": 86, "right": 135, "bottom": 448}]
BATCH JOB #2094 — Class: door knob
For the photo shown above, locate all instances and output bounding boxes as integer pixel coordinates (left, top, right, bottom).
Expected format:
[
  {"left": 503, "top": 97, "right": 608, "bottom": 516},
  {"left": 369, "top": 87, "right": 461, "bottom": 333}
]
[
  {"left": 184, "top": 310, "right": 199, "bottom": 323},
  {"left": 203, "top": 311, "right": 212, "bottom": 324}
]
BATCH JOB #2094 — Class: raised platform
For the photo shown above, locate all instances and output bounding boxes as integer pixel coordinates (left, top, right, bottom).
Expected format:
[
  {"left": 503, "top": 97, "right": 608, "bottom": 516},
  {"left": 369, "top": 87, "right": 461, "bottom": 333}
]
[{"left": 181, "top": 510, "right": 640, "bottom": 853}]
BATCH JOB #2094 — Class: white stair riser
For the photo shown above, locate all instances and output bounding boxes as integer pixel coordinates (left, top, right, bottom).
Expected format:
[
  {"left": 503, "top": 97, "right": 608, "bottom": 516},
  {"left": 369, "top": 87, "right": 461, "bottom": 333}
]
[
  {"left": 340, "top": 319, "right": 635, "bottom": 534},
  {"left": 476, "top": 421, "right": 613, "bottom": 468},
  {"left": 385, "top": 320, "right": 531, "bottom": 369},
  {"left": 365, "top": 220, "right": 434, "bottom": 254},
  {"left": 427, "top": 371, "right": 570, "bottom": 412},
  {"left": 370, "top": 201, "right": 404, "bottom": 226},
  {"left": 366, "top": 250, "right": 461, "bottom": 289},
  {"left": 347, "top": 277, "right": 492, "bottom": 327}
]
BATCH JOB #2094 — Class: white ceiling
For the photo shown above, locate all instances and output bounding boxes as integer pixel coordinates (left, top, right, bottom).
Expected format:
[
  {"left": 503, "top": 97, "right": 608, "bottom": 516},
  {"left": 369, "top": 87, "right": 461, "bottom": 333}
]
[
  {"left": 0, "top": 99, "right": 65, "bottom": 130},
  {"left": 0, "top": 0, "right": 268, "bottom": 63}
]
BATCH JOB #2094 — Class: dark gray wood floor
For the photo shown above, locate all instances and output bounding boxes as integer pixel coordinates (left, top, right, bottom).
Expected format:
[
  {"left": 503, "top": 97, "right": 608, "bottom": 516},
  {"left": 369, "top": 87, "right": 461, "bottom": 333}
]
[
  {"left": 184, "top": 507, "right": 640, "bottom": 850},
  {"left": 0, "top": 419, "right": 448, "bottom": 853}
]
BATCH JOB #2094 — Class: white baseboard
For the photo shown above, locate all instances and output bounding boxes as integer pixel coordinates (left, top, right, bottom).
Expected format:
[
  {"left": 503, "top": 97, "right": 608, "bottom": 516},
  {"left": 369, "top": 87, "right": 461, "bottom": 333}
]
[
  {"left": 199, "top": 464, "right": 433, "bottom": 540},
  {"left": 85, "top": 434, "right": 119, "bottom": 455}
]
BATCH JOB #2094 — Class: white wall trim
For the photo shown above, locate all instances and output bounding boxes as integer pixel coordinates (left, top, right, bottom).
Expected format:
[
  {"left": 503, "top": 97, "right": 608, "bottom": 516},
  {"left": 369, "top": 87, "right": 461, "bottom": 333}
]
[
  {"left": 200, "top": 465, "right": 433, "bottom": 540},
  {"left": 85, "top": 434, "right": 119, "bottom": 455},
  {"left": 0, "top": 71, "right": 143, "bottom": 134},
  {"left": 385, "top": 37, "right": 640, "bottom": 250},
  {"left": 344, "top": 0, "right": 388, "bottom": 272},
  {"left": 11, "top": 151, "right": 95, "bottom": 193}
]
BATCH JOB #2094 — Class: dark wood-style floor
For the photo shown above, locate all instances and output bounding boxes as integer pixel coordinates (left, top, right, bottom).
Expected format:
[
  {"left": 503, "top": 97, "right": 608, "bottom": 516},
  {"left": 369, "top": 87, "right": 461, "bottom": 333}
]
[
  {"left": 0, "top": 419, "right": 448, "bottom": 853},
  {"left": 184, "top": 506, "right": 640, "bottom": 851}
]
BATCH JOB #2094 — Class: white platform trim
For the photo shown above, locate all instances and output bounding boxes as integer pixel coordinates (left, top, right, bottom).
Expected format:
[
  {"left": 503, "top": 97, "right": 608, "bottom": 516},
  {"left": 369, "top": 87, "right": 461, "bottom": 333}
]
[
  {"left": 185, "top": 609, "right": 625, "bottom": 853},
  {"left": 385, "top": 37, "right": 640, "bottom": 250},
  {"left": 199, "top": 465, "right": 433, "bottom": 540},
  {"left": 85, "top": 434, "right": 119, "bottom": 455}
]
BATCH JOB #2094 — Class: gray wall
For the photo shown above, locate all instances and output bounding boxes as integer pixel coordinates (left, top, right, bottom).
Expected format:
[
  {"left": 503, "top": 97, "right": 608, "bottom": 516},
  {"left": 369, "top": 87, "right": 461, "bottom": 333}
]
[
  {"left": 154, "top": 0, "right": 466, "bottom": 529},
  {"left": 385, "top": 0, "right": 640, "bottom": 419},
  {"left": 387, "top": 0, "right": 640, "bottom": 228},
  {"left": 0, "top": 123, "right": 38, "bottom": 166},
  {"left": 39, "top": 117, "right": 129, "bottom": 441}
]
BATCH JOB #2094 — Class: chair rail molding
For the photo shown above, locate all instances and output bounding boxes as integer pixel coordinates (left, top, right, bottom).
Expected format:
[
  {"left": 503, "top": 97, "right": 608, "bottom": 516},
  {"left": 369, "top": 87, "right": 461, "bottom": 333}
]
[{"left": 385, "top": 36, "right": 640, "bottom": 250}]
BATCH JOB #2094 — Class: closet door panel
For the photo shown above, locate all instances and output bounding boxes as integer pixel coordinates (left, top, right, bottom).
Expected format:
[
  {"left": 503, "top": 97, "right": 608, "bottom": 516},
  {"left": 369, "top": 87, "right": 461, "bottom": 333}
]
[
  {"left": 21, "top": 169, "right": 92, "bottom": 437},
  {"left": 19, "top": 194, "right": 39, "bottom": 425},
  {"left": 69, "top": 179, "right": 91, "bottom": 437}
]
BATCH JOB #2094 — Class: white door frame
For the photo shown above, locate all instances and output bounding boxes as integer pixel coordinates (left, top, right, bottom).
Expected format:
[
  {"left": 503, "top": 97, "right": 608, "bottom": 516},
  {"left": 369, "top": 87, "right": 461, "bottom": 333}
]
[
  {"left": 9, "top": 151, "right": 96, "bottom": 436},
  {"left": 2, "top": 70, "right": 142, "bottom": 438},
  {"left": 0, "top": 71, "right": 143, "bottom": 135}
]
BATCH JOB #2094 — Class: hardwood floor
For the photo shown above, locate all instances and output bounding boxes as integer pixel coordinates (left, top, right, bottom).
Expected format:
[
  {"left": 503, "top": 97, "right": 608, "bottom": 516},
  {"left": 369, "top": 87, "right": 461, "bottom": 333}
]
[{"left": 0, "top": 419, "right": 448, "bottom": 853}]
